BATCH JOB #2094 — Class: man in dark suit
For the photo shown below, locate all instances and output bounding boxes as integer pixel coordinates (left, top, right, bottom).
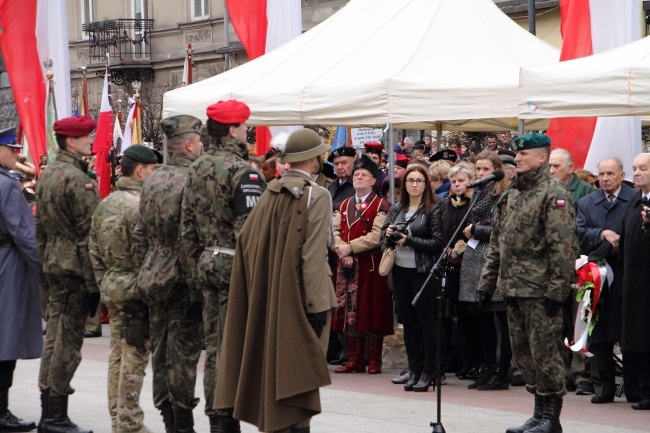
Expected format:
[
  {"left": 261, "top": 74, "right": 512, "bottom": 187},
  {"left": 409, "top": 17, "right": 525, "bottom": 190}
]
[
  {"left": 577, "top": 157, "right": 634, "bottom": 404},
  {"left": 327, "top": 147, "right": 356, "bottom": 204}
]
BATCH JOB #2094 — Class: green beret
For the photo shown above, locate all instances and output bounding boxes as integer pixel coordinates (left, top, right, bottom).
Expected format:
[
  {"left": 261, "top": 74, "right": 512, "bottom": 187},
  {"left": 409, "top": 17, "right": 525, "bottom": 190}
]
[
  {"left": 123, "top": 145, "right": 159, "bottom": 164},
  {"left": 510, "top": 133, "right": 551, "bottom": 152},
  {"left": 160, "top": 115, "right": 202, "bottom": 139}
]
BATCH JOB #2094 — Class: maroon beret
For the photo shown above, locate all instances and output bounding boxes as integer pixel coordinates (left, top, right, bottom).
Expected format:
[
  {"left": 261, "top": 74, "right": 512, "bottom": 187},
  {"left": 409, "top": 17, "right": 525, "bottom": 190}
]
[
  {"left": 206, "top": 100, "right": 250, "bottom": 124},
  {"left": 53, "top": 116, "right": 96, "bottom": 137}
]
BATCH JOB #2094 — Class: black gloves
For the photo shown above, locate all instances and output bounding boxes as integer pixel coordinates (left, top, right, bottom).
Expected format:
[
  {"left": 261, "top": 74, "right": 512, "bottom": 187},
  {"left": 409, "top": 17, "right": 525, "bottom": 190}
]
[
  {"left": 544, "top": 297, "right": 563, "bottom": 317},
  {"left": 306, "top": 312, "right": 328, "bottom": 338},
  {"left": 478, "top": 291, "right": 492, "bottom": 311},
  {"left": 186, "top": 301, "right": 203, "bottom": 322},
  {"left": 85, "top": 292, "right": 101, "bottom": 317}
]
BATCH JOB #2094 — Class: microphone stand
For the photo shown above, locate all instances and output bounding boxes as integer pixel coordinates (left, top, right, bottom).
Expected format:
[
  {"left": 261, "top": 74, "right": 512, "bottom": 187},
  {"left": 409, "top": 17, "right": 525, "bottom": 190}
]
[{"left": 411, "top": 185, "right": 486, "bottom": 433}]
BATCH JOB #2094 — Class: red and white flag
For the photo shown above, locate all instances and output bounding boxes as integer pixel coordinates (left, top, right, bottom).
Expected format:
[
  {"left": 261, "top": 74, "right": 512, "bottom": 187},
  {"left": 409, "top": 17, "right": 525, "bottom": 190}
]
[
  {"left": 225, "top": 0, "right": 302, "bottom": 155},
  {"left": 94, "top": 72, "right": 114, "bottom": 199},
  {"left": 546, "top": 0, "right": 641, "bottom": 174}
]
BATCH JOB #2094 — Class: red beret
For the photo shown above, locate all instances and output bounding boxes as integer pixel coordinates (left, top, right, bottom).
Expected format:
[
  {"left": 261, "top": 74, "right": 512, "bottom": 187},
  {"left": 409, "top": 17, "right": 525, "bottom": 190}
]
[
  {"left": 53, "top": 116, "right": 96, "bottom": 137},
  {"left": 364, "top": 141, "right": 383, "bottom": 151},
  {"left": 395, "top": 153, "right": 412, "bottom": 169},
  {"left": 206, "top": 100, "right": 250, "bottom": 124}
]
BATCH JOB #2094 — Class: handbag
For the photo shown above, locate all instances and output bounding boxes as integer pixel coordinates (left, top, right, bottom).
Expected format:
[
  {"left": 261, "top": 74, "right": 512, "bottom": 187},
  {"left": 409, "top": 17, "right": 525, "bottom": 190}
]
[{"left": 379, "top": 247, "right": 396, "bottom": 276}]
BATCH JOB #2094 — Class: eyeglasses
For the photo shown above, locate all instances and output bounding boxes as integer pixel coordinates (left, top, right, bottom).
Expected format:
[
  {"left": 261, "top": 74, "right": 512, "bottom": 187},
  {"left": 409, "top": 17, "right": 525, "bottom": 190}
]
[
  {"left": 354, "top": 172, "right": 372, "bottom": 179},
  {"left": 405, "top": 178, "right": 426, "bottom": 185}
]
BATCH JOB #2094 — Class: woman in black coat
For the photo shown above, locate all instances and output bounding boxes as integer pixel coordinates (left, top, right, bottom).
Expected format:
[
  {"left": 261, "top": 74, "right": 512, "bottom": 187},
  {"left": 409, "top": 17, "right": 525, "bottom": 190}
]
[{"left": 381, "top": 164, "right": 444, "bottom": 392}]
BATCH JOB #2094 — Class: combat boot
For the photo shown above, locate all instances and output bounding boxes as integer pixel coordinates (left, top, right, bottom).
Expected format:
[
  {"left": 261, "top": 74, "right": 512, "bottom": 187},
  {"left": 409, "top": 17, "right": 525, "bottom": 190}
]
[
  {"left": 37, "top": 391, "right": 49, "bottom": 433},
  {"left": 505, "top": 394, "right": 544, "bottom": 433},
  {"left": 171, "top": 407, "right": 196, "bottom": 433},
  {"left": 158, "top": 401, "right": 174, "bottom": 433},
  {"left": 0, "top": 388, "right": 36, "bottom": 432},
  {"left": 208, "top": 415, "right": 220, "bottom": 433},
  {"left": 41, "top": 395, "right": 92, "bottom": 433},
  {"left": 218, "top": 415, "right": 240, "bottom": 433},
  {"left": 525, "top": 396, "right": 562, "bottom": 433}
]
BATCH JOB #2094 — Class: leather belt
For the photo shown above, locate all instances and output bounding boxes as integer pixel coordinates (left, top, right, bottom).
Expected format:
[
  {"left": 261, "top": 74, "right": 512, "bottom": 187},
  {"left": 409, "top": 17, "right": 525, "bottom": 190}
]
[{"left": 205, "top": 246, "right": 236, "bottom": 256}]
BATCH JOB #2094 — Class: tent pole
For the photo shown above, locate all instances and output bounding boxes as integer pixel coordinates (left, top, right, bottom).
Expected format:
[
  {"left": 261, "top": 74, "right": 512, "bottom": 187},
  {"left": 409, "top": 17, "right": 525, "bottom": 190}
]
[
  {"left": 436, "top": 121, "right": 443, "bottom": 151},
  {"left": 386, "top": 123, "right": 395, "bottom": 204},
  {"left": 518, "top": 119, "right": 524, "bottom": 137},
  {"left": 528, "top": 0, "right": 536, "bottom": 35}
]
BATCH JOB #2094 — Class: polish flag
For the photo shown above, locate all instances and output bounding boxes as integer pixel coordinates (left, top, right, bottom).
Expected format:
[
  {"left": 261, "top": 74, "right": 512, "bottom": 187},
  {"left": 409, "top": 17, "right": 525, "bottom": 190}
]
[
  {"left": 225, "top": 0, "right": 302, "bottom": 155},
  {"left": 546, "top": 0, "right": 641, "bottom": 174},
  {"left": 0, "top": 0, "right": 71, "bottom": 173},
  {"left": 94, "top": 72, "right": 115, "bottom": 199}
]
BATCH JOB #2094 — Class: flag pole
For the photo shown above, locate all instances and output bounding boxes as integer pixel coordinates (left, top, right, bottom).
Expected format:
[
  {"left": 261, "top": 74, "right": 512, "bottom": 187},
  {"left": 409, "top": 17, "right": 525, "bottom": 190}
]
[
  {"left": 187, "top": 43, "right": 193, "bottom": 85},
  {"left": 81, "top": 65, "right": 89, "bottom": 116}
]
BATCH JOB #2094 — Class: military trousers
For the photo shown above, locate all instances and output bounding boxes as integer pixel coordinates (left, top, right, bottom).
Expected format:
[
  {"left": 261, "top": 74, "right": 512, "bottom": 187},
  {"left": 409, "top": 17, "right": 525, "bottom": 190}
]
[
  {"left": 38, "top": 275, "right": 89, "bottom": 396},
  {"left": 506, "top": 297, "right": 566, "bottom": 397},
  {"left": 106, "top": 302, "right": 150, "bottom": 433},
  {"left": 149, "top": 299, "right": 203, "bottom": 411},
  {"left": 204, "top": 284, "right": 229, "bottom": 416}
]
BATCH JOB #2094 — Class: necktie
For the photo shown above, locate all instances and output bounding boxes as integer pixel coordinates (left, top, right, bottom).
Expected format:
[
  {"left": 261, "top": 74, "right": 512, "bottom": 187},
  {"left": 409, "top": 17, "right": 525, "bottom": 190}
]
[{"left": 607, "top": 194, "right": 616, "bottom": 203}]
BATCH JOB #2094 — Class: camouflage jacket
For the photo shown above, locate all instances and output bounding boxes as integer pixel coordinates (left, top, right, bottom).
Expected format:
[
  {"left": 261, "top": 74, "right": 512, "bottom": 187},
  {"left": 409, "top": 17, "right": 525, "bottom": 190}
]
[
  {"left": 35, "top": 150, "right": 100, "bottom": 292},
  {"left": 133, "top": 151, "right": 198, "bottom": 304},
  {"left": 180, "top": 136, "right": 266, "bottom": 291},
  {"left": 89, "top": 176, "right": 143, "bottom": 304},
  {"left": 478, "top": 163, "right": 578, "bottom": 301}
]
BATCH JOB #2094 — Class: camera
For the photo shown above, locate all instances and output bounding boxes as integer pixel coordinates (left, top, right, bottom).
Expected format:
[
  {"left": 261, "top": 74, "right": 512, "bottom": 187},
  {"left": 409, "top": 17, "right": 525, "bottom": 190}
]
[{"left": 387, "top": 222, "right": 408, "bottom": 244}]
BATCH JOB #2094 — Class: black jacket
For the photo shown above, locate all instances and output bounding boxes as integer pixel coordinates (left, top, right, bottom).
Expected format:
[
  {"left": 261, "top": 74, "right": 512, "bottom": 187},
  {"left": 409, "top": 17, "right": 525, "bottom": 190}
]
[{"left": 381, "top": 202, "right": 444, "bottom": 273}]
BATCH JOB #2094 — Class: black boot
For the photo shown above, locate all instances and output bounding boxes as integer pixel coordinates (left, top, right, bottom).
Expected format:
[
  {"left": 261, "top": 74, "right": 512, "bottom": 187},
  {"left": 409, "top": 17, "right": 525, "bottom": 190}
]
[
  {"left": 159, "top": 401, "right": 174, "bottom": 433},
  {"left": 41, "top": 395, "right": 92, "bottom": 433},
  {"left": 403, "top": 372, "right": 421, "bottom": 392},
  {"left": 506, "top": 394, "right": 544, "bottom": 433},
  {"left": 208, "top": 415, "right": 220, "bottom": 433},
  {"left": 525, "top": 396, "right": 562, "bottom": 433},
  {"left": 467, "top": 364, "right": 493, "bottom": 390},
  {"left": 412, "top": 372, "right": 434, "bottom": 392},
  {"left": 171, "top": 407, "right": 196, "bottom": 433},
  {"left": 218, "top": 415, "right": 240, "bottom": 433},
  {"left": 0, "top": 388, "right": 36, "bottom": 432},
  {"left": 477, "top": 365, "right": 510, "bottom": 391},
  {"left": 37, "top": 391, "right": 48, "bottom": 433}
]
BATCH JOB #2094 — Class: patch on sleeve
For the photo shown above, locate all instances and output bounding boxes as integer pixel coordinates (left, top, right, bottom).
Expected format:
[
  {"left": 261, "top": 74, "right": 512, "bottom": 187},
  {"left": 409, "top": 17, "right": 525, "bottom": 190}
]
[
  {"left": 556, "top": 199, "right": 566, "bottom": 208},
  {"left": 85, "top": 183, "right": 95, "bottom": 191},
  {"left": 233, "top": 169, "right": 265, "bottom": 216}
]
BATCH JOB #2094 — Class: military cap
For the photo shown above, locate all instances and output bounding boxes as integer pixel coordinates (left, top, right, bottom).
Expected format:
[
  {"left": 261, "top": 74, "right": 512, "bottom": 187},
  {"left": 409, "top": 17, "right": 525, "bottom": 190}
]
[
  {"left": 123, "top": 145, "right": 159, "bottom": 164},
  {"left": 282, "top": 128, "right": 330, "bottom": 163},
  {"left": 498, "top": 149, "right": 517, "bottom": 166},
  {"left": 8, "top": 170, "right": 25, "bottom": 181},
  {"left": 364, "top": 141, "right": 383, "bottom": 155},
  {"left": 0, "top": 127, "right": 21, "bottom": 149},
  {"left": 53, "top": 116, "right": 96, "bottom": 137},
  {"left": 510, "top": 133, "right": 551, "bottom": 151},
  {"left": 160, "top": 115, "right": 202, "bottom": 138},
  {"left": 206, "top": 99, "right": 250, "bottom": 124},
  {"left": 352, "top": 153, "right": 378, "bottom": 179},
  {"left": 395, "top": 153, "right": 412, "bottom": 169},
  {"left": 429, "top": 149, "right": 457, "bottom": 163},
  {"left": 327, "top": 146, "right": 356, "bottom": 162}
]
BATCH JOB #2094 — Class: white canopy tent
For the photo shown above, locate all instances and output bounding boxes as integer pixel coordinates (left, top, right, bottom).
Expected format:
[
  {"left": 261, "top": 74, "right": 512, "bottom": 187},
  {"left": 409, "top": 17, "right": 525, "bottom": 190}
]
[
  {"left": 163, "top": 0, "right": 558, "bottom": 130},
  {"left": 519, "top": 36, "right": 650, "bottom": 119}
]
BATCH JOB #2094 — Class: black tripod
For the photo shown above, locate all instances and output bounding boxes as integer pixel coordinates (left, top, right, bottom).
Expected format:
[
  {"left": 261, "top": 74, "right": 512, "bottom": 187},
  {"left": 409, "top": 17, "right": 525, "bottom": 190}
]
[{"left": 411, "top": 186, "right": 486, "bottom": 433}]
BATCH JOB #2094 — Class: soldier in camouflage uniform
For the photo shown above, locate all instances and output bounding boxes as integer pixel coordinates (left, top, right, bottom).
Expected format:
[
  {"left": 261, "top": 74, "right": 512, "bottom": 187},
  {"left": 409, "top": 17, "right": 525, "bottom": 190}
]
[
  {"left": 132, "top": 116, "right": 205, "bottom": 433},
  {"left": 180, "top": 100, "right": 265, "bottom": 433},
  {"left": 89, "top": 145, "right": 158, "bottom": 433},
  {"left": 478, "top": 133, "right": 579, "bottom": 433},
  {"left": 35, "top": 116, "right": 101, "bottom": 433}
]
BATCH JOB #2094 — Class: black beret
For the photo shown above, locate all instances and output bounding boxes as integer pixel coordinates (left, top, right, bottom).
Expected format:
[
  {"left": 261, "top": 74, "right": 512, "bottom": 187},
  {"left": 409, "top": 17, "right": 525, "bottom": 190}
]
[
  {"left": 429, "top": 149, "right": 457, "bottom": 163},
  {"left": 123, "top": 145, "right": 159, "bottom": 164},
  {"left": 352, "top": 153, "right": 378, "bottom": 179},
  {"left": 328, "top": 146, "right": 356, "bottom": 162}
]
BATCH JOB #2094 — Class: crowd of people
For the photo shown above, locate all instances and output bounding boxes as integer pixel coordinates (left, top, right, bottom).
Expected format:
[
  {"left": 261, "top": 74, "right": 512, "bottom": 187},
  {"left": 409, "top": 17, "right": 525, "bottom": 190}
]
[{"left": 1, "top": 105, "right": 650, "bottom": 433}]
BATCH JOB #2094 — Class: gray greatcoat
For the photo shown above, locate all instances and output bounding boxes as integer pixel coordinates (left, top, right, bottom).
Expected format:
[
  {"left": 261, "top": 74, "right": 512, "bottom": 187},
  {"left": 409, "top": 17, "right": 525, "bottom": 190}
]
[{"left": 0, "top": 167, "right": 43, "bottom": 361}]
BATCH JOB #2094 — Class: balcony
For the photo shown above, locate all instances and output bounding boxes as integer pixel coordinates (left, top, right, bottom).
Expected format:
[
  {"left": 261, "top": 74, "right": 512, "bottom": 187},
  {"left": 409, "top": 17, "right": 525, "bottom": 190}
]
[{"left": 82, "top": 19, "right": 154, "bottom": 64}]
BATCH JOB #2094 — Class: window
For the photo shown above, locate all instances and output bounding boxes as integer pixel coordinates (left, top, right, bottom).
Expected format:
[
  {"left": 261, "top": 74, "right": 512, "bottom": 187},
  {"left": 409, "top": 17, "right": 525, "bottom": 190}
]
[
  {"left": 192, "top": 0, "right": 209, "bottom": 20},
  {"left": 80, "top": 0, "right": 94, "bottom": 40}
]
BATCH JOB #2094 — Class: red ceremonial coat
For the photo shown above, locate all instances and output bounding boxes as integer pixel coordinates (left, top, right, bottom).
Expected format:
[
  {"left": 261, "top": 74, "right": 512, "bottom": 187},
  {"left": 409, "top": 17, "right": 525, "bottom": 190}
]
[{"left": 332, "top": 193, "right": 393, "bottom": 335}]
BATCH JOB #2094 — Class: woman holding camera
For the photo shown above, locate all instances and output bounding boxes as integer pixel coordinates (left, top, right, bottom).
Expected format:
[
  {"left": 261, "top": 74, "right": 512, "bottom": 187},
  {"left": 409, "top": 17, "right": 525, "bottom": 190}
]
[{"left": 381, "top": 164, "right": 444, "bottom": 392}]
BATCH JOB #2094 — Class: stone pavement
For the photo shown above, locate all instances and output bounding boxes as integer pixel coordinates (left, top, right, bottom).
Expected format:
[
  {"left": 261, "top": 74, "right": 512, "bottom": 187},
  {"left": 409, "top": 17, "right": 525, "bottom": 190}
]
[{"left": 9, "top": 325, "right": 649, "bottom": 433}]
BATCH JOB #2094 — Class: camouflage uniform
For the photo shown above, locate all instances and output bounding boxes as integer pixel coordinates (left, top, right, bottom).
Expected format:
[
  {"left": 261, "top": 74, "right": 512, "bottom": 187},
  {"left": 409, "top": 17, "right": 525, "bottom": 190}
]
[
  {"left": 35, "top": 150, "right": 100, "bottom": 397},
  {"left": 478, "top": 163, "right": 578, "bottom": 397},
  {"left": 179, "top": 135, "right": 265, "bottom": 417},
  {"left": 89, "top": 176, "right": 150, "bottom": 433},
  {"left": 132, "top": 150, "right": 203, "bottom": 415}
]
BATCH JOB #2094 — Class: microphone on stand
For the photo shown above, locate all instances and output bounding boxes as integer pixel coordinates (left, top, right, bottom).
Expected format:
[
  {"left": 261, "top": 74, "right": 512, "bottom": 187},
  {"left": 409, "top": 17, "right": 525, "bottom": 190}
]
[{"left": 467, "top": 170, "right": 505, "bottom": 189}]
